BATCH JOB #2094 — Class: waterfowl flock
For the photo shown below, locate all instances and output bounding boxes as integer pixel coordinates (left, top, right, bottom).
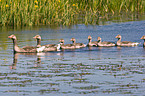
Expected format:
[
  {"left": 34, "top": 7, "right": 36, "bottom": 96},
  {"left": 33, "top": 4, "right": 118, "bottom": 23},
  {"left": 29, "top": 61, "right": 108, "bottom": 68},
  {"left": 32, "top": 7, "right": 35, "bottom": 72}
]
[{"left": 8, "top": 34, "right": 145, "bottom": 53}]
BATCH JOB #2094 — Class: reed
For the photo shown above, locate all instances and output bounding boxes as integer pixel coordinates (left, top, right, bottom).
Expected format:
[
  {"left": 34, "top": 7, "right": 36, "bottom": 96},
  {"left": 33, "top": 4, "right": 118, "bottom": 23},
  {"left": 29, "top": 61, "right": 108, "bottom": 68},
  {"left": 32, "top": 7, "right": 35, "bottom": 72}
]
[{"left": 0, "top": 0, "right": 145, "bottom": 26}]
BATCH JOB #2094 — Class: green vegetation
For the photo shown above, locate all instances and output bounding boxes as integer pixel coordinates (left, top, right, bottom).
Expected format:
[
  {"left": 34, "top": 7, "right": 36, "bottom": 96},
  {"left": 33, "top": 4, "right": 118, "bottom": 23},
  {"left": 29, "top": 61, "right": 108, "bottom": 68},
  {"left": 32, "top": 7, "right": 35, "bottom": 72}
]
[{"left": 0, "top": 0, "right": 145, "bottom": 26}]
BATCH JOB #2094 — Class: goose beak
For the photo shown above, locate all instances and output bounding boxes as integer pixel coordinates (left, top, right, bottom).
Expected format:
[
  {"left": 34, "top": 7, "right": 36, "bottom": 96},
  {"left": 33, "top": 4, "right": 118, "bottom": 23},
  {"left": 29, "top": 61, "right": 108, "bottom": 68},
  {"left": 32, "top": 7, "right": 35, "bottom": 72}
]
[
  {"left": 140, "top": 36, "right": 144, "bottom": 39},
  {"left": 33, "top": 36, "right": 36, "bottom": 39},
  {"left": 8, "top": 36, "right": 11, "bottom": 38},
  {"left": 88, "top": 37, "right": 91, "bottom": 40}
]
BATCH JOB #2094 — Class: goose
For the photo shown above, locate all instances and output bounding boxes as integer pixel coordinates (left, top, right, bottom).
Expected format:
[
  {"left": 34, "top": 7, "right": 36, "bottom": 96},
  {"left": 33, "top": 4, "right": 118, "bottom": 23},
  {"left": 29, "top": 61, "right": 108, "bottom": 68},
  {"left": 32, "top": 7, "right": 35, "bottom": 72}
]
[
  {"left": 97, "top": 37, "right": 116, "bottom": 47},
  {"left": 8, "top": 34, "right": 36, "bottom": 53},
  {"left": 33, "top": 35, "right": 61, "bottom": 52},
  {"left": 115, "top": 34, "right": 139, "bottom": 46},
  {"left": 87, "top": 35, "right": 98, "bottom": 47},
  {"left": 140, "top": 35, "right": 145, "bottom": 47},
  {"left": 59, "top": 39, "right": 75, "bottom": 49},
  {"left": 33, "top": 35, "right": 56, "bottom": 47},
  {"left": 70, "top": 38, "right": 86, "bottom": 48}
]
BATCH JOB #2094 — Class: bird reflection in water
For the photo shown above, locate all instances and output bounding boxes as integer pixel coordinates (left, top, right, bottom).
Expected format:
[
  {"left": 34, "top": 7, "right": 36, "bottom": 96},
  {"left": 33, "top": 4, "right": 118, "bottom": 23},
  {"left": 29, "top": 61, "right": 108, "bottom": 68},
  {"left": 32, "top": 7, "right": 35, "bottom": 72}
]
[
  {"left": 10, "top": 53, "right": 37, "bottom": 69},
  {"left": 10, "top": 52, "right": 64, "bottom": 69},
  {"left": 10, "top": 53, "right": 18, "bottom": 69}
]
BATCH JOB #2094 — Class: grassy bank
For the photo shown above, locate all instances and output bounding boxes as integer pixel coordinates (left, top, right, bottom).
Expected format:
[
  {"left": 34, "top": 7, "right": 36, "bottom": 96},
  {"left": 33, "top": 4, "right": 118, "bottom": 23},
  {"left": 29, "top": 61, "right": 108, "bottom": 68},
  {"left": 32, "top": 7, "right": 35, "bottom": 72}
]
[{"left": 0, "top": 0, "right": 145, "bottom": 26}]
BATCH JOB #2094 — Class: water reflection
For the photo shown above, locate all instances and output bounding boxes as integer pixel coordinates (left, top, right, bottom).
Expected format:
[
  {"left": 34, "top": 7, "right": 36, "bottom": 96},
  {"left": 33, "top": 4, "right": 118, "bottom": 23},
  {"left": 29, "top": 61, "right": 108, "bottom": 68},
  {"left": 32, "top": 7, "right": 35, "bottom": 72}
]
[
  {"left": 10, "top": 53, "right": 36, "bottom": 70},
  {"left": 10, "top": 53, "right": 18, "bottom": 70},
  {"left": 10, "top": 52, "right": 64, "bottom": 70}
]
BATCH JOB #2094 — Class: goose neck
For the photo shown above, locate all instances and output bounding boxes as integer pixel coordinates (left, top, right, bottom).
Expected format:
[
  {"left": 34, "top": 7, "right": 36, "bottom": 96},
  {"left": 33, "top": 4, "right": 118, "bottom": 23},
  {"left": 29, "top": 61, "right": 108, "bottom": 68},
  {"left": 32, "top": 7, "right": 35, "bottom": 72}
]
[
  {"left": 72, "top": 41, "right": 76, "bottom": 45},
  {"left": 98, "top": 40, "right": 101, "bottom": 43},
  {"left": 37, "top": 39, "right": 41, "bottom": 46},
  {"left": 12, "top": 39, "right": 19, "bottom": 53},
  {"left": 88, "top": 39, "right": 91, "bottom": 43},
  {"left": 118, "top": 38, "right": 121, "bottom": 42},
  {"left": 143, "top": 39, "right": 145, "bottom": 47}
]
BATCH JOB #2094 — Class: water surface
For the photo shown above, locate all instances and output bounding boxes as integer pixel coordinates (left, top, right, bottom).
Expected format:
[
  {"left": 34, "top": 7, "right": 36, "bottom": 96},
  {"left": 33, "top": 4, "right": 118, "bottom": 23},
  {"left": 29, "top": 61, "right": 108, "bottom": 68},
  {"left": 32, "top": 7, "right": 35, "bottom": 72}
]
[{"left": 0, "top": 20, "right": 145, "bottom": 96}]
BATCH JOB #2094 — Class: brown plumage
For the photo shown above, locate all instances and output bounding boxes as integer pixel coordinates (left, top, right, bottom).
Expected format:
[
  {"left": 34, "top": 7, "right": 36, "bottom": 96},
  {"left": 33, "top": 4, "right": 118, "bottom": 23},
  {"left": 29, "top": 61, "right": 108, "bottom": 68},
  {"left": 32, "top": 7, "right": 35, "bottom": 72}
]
[
  {"left": 33, "top": 35, "right": 60, "bottom": 52},
  {"left": 8, "top": 34, "right": 36, "bottom": 53},
  {"left": 97, "top": 37, "right": 116, "bottom": 47},
  {"left": 70, "top": 38, "right": 86, "bottom": 48},
  {"left": 87, "top": 35, "right": 98, "bottom": 47},
  {"left": 33, "top": 35, "right": 56, "bottom": 47},
  {"left": 59, "top": 39, "right": 75, "bottom": 49},
  {"left": 115, "top": 34, "right": 139, "bottom": 46}
]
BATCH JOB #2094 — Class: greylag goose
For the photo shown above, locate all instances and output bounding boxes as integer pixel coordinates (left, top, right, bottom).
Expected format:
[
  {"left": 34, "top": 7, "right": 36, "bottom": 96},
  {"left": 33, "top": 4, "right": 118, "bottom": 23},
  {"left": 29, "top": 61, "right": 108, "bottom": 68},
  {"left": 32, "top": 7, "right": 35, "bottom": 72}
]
[
  {"left": 97, "top": 37, "right": 116, "bottom": 47},
  {"left": 87, "top": 35, "right": 98, "bottom": 47},
  {"left": 59, "top": 39, "right": 75, "bottom": 49},
  {"left": 140, "top": 35, "right": 145, "bottom": 47},
  {"left": 8, "top": 34, "right": 36, "bottom": 53},
  {"left": 33, "top": 35, "right": 61, "bottom": 52},
  {"left": 70, "top": 38, "right": 86, "bottom": 48},
  {"left": 115, "top": 34, "right": 139, "bottom": 46},
  {"left": 33, "top": 35, "right": 56, "bottom": 47}
]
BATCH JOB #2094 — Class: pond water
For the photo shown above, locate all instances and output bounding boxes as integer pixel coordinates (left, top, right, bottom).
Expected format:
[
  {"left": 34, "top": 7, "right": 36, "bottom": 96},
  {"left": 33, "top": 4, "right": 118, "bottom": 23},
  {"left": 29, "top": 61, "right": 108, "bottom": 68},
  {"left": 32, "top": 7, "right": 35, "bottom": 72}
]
[{"left": 0, "top": 20, "right": 145, "bottom": 96}]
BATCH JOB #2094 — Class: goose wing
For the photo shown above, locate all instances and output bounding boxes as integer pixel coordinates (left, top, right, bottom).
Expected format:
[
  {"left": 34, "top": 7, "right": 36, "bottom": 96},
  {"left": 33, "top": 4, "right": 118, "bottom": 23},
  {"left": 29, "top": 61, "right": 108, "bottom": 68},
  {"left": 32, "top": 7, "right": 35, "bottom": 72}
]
[
  {"left": 22, "top": 46, "right": 36, "bottom": 51},
  {"left": 122, "top": 41, "right": 132, "bottom": 44},
  {"left": 45, "top": 44, "right": 56, "bottom": 47}
]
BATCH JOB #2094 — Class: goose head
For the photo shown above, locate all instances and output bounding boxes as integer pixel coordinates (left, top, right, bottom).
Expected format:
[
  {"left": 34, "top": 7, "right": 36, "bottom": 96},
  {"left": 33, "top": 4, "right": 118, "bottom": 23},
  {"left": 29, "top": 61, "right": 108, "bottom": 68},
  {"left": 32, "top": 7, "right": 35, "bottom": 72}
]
[
  {"left": 97, "top": 37, "right": 101, "bottom": 42},
  {"left": 140, "top": 35, "right": 145, "bottom": 40},
  {"left": 33, "top": 35, "right": 41, "bottom": 40},
  {"left": 115, "top": 34, "right": 121, "bottom": 39},
  {"left": 59, "top": 39, "right": 64, "bottom": 44},
  {"left": 70, "top": 38, "right": 76, "bottom": 43},
  {"left": 88, "top": 35, "right": 92, "bottom": 40},
  {"left": 8, "top": 34, "right": 17, "bottom": 40},
  {"left": 97, "top": 37, "right": 102, "bottom": 43}
]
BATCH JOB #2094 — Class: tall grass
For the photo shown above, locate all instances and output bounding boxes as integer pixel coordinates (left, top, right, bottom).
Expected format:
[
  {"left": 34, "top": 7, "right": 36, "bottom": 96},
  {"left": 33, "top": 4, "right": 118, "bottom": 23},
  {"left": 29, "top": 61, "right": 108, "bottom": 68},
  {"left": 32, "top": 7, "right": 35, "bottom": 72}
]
[{"left": 0, "top": 0, "right": 145, "bottom": 26}]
